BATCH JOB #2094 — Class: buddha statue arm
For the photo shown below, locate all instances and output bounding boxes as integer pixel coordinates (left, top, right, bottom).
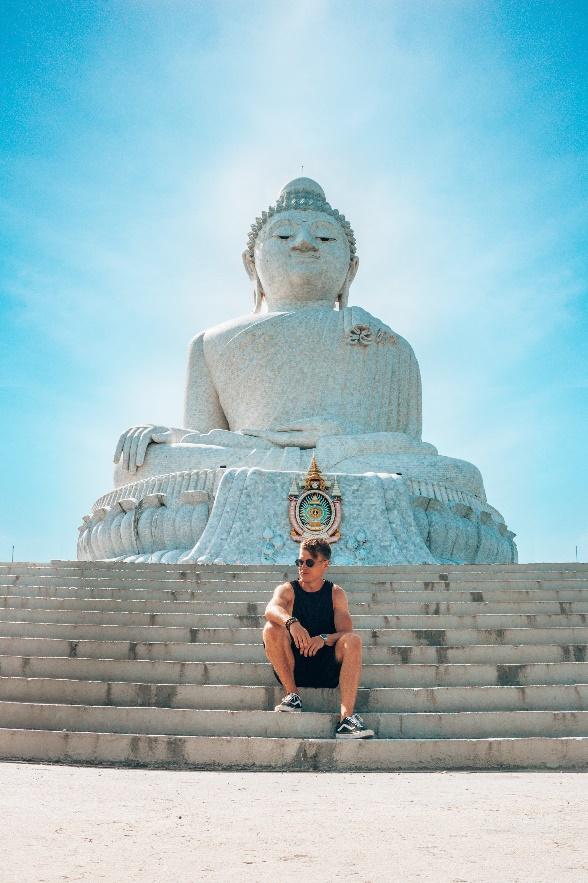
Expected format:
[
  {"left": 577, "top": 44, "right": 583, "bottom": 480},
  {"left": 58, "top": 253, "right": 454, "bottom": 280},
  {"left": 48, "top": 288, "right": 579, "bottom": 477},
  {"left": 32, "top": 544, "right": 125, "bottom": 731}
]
[
  {"left": 113, "top": 333, "right": 229, "bottom": 475},
  {"left": 183, "top": 331, "right": 230, "bottom": 432},
  {"left": 394, "top": 335, "right": 423, "bottom": 439}
]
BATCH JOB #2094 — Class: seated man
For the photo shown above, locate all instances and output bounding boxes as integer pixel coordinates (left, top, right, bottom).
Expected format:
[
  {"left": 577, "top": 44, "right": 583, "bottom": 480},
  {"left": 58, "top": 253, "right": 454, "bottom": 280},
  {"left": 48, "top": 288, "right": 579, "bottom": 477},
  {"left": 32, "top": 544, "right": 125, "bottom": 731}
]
[{"left": 263, "top": 537, "right": 374, "bottom": 739}]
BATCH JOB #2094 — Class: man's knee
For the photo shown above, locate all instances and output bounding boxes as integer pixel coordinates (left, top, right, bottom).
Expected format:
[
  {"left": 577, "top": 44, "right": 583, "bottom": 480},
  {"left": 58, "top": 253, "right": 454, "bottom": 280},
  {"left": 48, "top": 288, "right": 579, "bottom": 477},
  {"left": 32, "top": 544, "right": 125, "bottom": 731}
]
[
  {"left": 263, "top": 620, "right": 287, "bottom": 644},
  {"left": 337, "top": 632, "right": 362, "bottom": 657}
]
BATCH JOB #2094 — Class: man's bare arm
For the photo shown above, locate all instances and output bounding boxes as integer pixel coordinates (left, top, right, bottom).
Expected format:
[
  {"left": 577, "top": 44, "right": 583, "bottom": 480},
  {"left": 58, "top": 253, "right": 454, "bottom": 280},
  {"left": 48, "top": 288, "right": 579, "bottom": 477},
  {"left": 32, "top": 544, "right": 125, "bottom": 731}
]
[
  {"left": 264, "top": 582, "right": 312, "bottom": 654},
  {"left": 264, "top": 582, "right": 295, "bottom": 625},
  {"left": 323, "top": 585, "right": 353, "bottom": 646}
]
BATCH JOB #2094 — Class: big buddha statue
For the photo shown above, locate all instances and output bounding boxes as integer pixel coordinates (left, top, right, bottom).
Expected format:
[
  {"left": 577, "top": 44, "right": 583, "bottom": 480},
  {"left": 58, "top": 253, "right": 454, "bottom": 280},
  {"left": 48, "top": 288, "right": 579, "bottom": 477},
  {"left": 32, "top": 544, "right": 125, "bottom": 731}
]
[{"left": 78, "top": 178, "right": 516, "bottom": 565}]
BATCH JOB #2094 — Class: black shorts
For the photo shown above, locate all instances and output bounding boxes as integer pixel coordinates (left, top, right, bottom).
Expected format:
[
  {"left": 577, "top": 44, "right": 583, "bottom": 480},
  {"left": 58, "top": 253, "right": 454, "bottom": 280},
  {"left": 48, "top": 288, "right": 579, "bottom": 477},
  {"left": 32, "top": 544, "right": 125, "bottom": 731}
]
[{"left": 269, "top": 641, "right": 341, "bottom": 689}]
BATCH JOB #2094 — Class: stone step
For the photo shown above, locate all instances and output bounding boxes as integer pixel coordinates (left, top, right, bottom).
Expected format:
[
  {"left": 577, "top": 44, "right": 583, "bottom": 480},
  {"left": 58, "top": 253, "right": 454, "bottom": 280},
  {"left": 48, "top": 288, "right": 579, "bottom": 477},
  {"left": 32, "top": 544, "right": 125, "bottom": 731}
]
[
  {"left": 1, "top": 700, "right": 588, "bottom": 739},
  {"left": 2, "top": 621, "right": 588, "bottom": 646},
  {"left": 59, "top": 558, "right": 588, "bottom": 568},
  {"left": 1, "top": 676, "right": 588, "bottom": 712},
  {"left": 1, "top": 727, "right": 587, "bottom": 769},
  {"left": 5, "top": 584, "right": 588, "bottom": 604},
  {"left": 40, "top": 561, "right": 588, "bottom": 575},
  {"left": 1, "top": 608, "right": 587, "bottom": 630},
  {"left": 5, "top": 562, "right": 588, "bottom": 577},
  {"left": 2, "top": 654, "right": 588, "bottom": 687},
  {"left": 3, "top": 560, "right": 585, "bottom": 574},
  {"left": 4, "top": 574, "right": 588, "bottom": 591},
  {"left": 1, "top": 636, "right": 586, "bottom": 665},
  {"left": 4, "top": 594, "right": 588, "bottom": 616},
  {"left": 11, "top": 678, "right": 588, "bottom": 713}
]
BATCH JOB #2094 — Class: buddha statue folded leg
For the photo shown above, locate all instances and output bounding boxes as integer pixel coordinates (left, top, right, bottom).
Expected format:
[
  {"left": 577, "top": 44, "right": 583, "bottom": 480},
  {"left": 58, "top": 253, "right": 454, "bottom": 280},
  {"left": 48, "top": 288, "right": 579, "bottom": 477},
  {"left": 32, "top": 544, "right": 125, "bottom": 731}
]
[
  {"left": 112, "top": 429, "right": 480, "bottom": 500},
  {"left": 113, "top": 431, "right": 313, "bottom": 488}
]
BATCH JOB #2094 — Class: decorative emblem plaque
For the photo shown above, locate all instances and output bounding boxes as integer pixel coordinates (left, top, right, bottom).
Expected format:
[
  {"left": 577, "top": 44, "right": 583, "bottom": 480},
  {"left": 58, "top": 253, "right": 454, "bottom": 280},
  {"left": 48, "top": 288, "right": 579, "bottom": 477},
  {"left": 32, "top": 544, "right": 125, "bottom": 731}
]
[{"left": 288, "top": 456, "right": 342, "bottom": 544}]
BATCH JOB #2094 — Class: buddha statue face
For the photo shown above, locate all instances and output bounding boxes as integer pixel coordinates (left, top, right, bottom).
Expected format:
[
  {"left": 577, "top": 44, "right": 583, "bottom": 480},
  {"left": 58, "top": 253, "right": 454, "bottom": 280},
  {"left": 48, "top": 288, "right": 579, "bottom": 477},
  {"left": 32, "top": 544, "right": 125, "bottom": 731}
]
[{"left": 243, "top": 208, "right": 359, "bottom": 311}]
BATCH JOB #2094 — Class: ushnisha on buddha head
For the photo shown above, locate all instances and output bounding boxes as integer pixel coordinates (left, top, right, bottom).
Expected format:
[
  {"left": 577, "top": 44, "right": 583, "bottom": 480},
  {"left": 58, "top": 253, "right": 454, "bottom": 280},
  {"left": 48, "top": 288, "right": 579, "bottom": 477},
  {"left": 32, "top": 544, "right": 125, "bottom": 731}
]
[{"left": 242, "top": 178, "right": 359, "bottom": 313}]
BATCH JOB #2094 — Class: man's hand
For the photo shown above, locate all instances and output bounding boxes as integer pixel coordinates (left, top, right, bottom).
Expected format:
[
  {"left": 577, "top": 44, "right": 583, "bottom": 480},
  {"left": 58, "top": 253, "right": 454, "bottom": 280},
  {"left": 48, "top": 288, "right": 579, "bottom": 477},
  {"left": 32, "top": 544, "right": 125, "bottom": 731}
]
[
  {"left": 114, "top": 425, "right": 174, "bottom": 473},
  {"left": 288, "top": 621, "right": 312, "bottom": 654},
  {"left": 303, "top": 635, "right": 327, "bottom": 657}
]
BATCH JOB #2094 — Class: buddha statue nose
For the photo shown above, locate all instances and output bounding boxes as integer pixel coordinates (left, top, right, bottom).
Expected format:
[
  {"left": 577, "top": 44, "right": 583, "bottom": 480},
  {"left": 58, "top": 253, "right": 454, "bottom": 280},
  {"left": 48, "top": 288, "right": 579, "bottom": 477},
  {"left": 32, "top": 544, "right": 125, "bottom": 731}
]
[{"left": 291, "top": 230, "right": 318, "bottom": 252}]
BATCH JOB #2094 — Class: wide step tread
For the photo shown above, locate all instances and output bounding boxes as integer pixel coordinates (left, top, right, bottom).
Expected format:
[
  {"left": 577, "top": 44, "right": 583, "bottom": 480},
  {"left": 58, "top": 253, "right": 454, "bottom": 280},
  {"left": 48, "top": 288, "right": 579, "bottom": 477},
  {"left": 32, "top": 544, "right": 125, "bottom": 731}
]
[
  {"left": 1, "top": 677, "right": 588, "bottom": 712},
  {"left": 3, "top": 622, "right": 588, "bottom": 646},
  {"left": 3, "top": 608, "right": 588, "bottom": 627},
  {"left": 2, "top": 701, "right": 588, "bottom": 739},
  {"left": 1, "top": 635, "right": 586, "bottom": 664},
  {"left": 2, "top": 653, "right": 588, "bottom": 687},
  {"left": 5, "top": 595, "right": 588, "bottom": 615},
  {"left": 1, "top": 728, "right": 587, "bottom": 770}
]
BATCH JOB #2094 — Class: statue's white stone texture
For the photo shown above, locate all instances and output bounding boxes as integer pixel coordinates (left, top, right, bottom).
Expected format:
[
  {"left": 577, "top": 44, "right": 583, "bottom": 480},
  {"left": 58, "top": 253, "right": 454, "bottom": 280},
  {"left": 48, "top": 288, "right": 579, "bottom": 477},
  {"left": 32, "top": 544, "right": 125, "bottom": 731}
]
[{"left": 79, "top": 178, "right": 516, "bottom": 564}]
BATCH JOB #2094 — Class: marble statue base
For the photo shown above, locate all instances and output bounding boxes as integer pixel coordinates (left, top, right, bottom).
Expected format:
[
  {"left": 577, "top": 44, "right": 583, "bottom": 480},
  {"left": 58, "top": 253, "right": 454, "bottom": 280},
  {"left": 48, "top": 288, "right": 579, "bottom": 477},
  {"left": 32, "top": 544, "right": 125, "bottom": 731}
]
[{"left": 78, "top": 466, "right": 517, "bottom": 565}]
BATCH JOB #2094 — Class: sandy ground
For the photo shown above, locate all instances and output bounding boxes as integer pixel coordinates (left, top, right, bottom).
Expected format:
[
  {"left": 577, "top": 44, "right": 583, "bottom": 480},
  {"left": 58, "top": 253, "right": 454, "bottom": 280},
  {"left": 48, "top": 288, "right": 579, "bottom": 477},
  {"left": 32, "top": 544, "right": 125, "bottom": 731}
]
[{"left": 0, "top": 764, "right": 587, "bottom": 883}]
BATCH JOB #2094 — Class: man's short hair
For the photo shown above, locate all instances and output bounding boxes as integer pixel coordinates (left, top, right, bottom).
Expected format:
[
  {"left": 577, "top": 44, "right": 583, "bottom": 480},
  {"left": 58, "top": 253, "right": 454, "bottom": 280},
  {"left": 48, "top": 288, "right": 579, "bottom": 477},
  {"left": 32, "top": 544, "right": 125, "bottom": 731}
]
[{"left": 301, "top": 537, "right": 332, "bottom": 561}]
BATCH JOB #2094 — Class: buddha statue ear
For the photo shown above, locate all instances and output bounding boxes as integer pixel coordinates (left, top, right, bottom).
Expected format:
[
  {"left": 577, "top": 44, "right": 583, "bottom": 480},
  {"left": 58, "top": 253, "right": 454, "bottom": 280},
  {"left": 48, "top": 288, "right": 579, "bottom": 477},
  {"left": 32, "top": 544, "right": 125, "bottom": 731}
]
[
  {"left": 242, "top": 250, "right": 265, "bottom": 313},
  {"left": 337, "top": 257, "right": 359, "bottom": 310}
]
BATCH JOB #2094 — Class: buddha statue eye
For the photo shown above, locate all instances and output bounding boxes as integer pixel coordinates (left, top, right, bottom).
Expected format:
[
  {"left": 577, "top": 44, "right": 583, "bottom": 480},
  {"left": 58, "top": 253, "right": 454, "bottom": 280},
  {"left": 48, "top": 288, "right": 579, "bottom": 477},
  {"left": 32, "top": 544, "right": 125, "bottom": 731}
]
[
  {"left": 276, "top": 234, "right": 292, "bottom": 240},
  {"left": 318, "top": 236, "right": 336, "bottom": 242}
]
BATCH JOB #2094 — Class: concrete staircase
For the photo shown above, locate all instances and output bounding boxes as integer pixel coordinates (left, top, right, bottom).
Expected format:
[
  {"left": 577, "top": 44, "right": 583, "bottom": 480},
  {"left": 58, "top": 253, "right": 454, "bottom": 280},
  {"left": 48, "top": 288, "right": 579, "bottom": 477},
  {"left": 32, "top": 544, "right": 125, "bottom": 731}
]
[{"left": 1, "top": 561, "right": 588, "bottom": 770}]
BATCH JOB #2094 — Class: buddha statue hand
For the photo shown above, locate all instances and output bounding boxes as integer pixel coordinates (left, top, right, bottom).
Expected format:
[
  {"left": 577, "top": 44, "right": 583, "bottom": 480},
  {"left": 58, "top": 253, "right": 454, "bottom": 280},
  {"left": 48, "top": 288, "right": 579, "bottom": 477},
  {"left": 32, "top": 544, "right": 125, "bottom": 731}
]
[
  {"left": 114, "top": 425, "right": 176, "bottom": 474},
  {"left": 241, "top": 417, "right": 347, "bottom": 450}
]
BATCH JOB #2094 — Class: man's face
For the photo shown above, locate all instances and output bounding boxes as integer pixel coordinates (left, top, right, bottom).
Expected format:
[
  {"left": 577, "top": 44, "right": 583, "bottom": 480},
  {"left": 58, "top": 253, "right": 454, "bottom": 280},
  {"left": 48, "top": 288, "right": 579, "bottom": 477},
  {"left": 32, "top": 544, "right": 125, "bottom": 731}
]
[
  {"left": 254, "top": 209, "right": 351, "bottom": 309},
  {"left": 297, "top": 545, "right": 330, "bottom": 581}
]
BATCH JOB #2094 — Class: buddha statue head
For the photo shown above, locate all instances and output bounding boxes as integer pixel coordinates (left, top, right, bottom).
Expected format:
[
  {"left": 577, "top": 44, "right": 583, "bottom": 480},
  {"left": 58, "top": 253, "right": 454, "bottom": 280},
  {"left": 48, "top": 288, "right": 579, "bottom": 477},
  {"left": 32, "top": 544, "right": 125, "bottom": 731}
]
[{"left": 242, "top": 178, "right": 359, "bottom": 313}]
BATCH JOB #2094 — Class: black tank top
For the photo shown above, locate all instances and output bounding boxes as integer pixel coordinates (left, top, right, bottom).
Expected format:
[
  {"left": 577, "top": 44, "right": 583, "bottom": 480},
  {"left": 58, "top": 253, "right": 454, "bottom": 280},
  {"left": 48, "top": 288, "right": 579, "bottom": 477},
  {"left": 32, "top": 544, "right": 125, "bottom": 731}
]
[{"left": 291, "top": 579, "right": 335, "bottom": 635}]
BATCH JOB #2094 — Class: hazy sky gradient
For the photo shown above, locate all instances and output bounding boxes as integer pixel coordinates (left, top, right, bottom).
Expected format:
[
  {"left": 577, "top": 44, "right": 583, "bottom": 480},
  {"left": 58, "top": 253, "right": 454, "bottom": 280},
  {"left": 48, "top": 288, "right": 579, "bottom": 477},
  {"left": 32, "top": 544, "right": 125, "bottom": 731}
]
[{"left": 1, "top": 0, "right": 587, "bottom": 563}]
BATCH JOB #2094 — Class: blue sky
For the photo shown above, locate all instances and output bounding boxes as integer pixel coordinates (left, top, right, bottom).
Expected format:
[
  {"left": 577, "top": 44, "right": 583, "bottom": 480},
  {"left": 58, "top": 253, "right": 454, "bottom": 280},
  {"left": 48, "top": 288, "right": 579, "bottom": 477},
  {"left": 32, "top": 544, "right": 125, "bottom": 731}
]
[{"left": 1, "top": 0, "right": 586, "bottom": 563}]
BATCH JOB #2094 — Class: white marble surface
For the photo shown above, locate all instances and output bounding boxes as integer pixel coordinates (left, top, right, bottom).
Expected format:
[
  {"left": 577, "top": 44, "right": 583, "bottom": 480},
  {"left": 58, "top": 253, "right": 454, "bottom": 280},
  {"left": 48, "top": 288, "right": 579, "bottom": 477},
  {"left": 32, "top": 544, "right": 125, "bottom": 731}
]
[
  {"left": 79, "top": 464, "right": 516, "bottom": 564},
  {"left": 180, "top": 468, "right": 434, "bottom": 565}
]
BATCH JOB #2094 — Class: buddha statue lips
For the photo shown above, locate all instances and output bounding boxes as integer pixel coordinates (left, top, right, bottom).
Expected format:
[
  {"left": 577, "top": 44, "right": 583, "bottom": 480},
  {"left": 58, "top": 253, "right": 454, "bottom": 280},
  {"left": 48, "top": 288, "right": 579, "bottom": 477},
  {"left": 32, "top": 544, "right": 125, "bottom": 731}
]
[{"left": 86, "top": 176, "right": 517, "bottom": 565}]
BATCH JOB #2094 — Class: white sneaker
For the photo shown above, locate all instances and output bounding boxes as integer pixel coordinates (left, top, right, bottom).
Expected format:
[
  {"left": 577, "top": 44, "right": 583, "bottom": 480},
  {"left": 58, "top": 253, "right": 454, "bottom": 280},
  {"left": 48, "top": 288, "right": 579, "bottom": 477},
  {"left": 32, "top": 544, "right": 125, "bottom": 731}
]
[
  {"left": 335, "top": 713, "right": 374, "bottom": 739},
  {"left": 274, "top": 692, "right": 303, "bottom": 712}
]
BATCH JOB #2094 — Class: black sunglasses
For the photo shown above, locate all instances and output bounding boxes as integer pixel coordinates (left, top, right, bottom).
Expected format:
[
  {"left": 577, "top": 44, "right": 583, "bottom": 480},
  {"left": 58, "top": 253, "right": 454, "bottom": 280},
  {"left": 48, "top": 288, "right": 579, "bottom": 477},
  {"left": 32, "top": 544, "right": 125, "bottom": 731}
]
[{"left": 295, "top": 558, "right": 319, "bottom": 568}]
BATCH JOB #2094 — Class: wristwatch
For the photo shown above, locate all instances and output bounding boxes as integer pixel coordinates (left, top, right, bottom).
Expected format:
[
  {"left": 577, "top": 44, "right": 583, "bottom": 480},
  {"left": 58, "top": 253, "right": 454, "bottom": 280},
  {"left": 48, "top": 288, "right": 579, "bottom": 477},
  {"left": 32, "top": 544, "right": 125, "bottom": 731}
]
[
  {"left": 285, "top": 617, "right": 298, "bottom": 632},
  {"left": 320, "top": 633, "right": 329, "bottom": 646}
]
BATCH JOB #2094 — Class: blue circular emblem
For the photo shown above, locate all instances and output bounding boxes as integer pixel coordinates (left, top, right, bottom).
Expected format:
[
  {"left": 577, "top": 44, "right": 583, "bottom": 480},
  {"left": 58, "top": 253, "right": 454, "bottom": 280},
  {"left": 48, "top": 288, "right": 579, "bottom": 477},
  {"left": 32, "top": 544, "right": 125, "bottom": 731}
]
[{"left": 295, "top": 490, "right": 336, "bottom": 534}]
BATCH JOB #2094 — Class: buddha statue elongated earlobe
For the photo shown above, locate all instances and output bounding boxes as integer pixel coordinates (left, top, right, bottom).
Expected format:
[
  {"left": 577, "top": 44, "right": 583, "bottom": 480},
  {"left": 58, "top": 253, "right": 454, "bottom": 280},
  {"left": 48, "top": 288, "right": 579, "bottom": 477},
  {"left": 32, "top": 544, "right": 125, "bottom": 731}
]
[
  {"left": 253, "top": 275, "right": 265, "bottom": 313},
  {"left": 242, "top": 250, "right": 265, "bottom": 314},
  {"left": 337, "top": 257, "right": 359, "bottom": 310}
]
